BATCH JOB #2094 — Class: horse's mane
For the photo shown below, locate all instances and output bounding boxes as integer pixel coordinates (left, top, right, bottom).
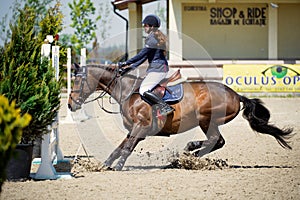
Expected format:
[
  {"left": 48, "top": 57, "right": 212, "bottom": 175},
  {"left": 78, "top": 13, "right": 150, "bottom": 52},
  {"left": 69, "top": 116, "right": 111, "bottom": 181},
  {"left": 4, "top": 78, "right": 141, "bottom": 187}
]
[
  {"left": 86, "top": 64, "right": 117, "bottom": 72},
  {"left": 86, "top": 64, "right": 144, "bottom": 80}
]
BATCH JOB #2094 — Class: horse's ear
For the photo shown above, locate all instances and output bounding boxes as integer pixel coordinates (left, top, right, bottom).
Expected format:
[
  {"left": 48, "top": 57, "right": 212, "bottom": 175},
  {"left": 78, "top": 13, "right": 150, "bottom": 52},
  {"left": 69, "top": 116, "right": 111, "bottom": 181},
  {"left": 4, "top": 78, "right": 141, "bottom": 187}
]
[{"left": 72, "top": 63, "right": 81, "bottom": 76}]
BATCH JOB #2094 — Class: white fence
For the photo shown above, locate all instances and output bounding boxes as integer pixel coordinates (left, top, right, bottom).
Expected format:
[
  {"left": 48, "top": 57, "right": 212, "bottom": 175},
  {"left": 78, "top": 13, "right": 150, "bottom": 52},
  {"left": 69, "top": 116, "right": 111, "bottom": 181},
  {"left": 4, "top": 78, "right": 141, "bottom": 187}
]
[
  {"left": 33, "top": 44, "right": 73, "bottom": 180},
  {"left": 32, "top": 46, "right": 100, "bottom": 179}
]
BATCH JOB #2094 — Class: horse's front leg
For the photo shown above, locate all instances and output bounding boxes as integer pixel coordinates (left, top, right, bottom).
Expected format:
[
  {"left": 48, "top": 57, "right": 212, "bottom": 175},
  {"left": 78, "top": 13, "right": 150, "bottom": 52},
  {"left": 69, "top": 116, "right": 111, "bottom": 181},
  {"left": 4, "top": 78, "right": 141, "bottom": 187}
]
[
  {"left": 103, "top": 134, "right": 130, "bottom": 169},
  {"left": 114, "top": 136, "right": 144, "bottom": 171},
  {"left": 184, "top": 140, "right": 204, "bottom": 152},
  {"left": 113, "top": 123, "right": 150, "bottom": 171}
]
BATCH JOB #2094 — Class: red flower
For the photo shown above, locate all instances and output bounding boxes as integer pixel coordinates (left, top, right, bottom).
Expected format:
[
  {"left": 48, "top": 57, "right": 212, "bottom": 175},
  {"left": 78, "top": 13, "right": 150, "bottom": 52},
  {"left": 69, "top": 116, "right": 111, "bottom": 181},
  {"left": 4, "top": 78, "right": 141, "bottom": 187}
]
[{"left": 54, "top": 34, "right": 59, "bottom": 41}]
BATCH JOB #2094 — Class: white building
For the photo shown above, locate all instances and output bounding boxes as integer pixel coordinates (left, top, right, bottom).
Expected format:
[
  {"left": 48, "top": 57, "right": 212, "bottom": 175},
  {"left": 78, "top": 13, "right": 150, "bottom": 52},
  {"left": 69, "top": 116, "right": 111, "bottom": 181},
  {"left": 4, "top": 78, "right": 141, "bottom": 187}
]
[{"left": 112, "top": 0, "right": 300, "bottom": 61}]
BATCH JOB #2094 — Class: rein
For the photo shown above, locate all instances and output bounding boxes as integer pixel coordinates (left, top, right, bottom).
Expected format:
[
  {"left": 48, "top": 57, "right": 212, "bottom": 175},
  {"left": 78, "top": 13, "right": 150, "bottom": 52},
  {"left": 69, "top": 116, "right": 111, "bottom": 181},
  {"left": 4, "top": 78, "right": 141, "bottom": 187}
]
[
  {"left": 84, "top": 65, "right": 119, "bottom": 104},
  {"left": 97, "top": 96, "right": 120, "bottom": 114}
]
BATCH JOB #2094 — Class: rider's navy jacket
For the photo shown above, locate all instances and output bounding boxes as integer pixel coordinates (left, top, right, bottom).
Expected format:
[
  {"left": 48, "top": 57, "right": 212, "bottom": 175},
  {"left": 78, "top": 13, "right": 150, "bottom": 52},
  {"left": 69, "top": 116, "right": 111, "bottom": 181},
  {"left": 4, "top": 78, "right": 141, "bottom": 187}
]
[{"left": 125, "top": 32, "right": 169, "bottom": 73}]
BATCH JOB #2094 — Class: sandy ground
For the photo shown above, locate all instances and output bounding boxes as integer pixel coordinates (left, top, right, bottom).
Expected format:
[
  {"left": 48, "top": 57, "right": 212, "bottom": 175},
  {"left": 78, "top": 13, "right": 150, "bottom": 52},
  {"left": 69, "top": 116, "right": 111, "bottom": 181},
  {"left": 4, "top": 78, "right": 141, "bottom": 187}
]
[{"left": 1, "top": 97, "right": 300, "bottom": 200}]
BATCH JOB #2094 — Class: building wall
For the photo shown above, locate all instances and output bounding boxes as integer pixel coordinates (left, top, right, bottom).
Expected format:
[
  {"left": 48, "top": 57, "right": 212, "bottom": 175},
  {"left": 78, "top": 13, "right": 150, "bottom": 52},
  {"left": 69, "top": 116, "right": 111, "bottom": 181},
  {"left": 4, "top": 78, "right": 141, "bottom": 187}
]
[
  {"left": 182, "top": 3, "right": 269, "bottom": 60},
  {"left": 278, "top": 4, "right": 300, "bottom": 59},
  {"left": 169, "top": 0, "right": 300, "bottom": 61}
]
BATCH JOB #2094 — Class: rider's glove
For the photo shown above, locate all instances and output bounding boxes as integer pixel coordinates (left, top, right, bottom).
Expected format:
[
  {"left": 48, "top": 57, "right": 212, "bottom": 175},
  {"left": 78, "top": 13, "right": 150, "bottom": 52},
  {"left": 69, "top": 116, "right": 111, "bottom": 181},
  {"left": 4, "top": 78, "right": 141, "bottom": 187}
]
[
  {"left": 118, "top": 62, "right": 127, "bottom": 68},
  {"left": 118, "top": 67, "right": 132, "bottom": 76}
]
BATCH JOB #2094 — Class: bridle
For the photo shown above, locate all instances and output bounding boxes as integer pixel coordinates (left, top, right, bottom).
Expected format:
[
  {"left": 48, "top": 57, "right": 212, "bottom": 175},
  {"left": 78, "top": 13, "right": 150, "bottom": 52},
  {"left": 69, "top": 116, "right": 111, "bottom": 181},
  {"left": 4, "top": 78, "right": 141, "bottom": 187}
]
[
  {"left": 70, "top": 64, "right": 120, "bottom": 113},
  {"left": 69, "top": 65, "right": 92, "bottom": 106}
]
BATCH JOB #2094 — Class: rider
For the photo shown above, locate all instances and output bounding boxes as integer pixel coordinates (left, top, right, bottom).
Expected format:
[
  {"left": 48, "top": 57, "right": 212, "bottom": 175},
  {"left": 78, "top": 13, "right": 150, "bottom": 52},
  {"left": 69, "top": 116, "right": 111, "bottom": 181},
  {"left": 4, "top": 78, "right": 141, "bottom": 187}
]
[{"left": 119, "top": 14, "right": 174, "bottom": 116}]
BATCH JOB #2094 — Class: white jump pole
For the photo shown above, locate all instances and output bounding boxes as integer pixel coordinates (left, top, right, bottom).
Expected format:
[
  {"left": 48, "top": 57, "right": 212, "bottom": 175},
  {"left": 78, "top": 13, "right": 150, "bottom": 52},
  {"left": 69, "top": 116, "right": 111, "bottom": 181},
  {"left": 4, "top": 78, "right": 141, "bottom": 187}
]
[
  {"left": 52, "top": 45, "right": 64, "bottom": 162},
  {"left": 62, "top": 48, "right": 75, "bottom": 123},
  {"left": 35, "top": 42, "right": 62, "bottom": 179},
  {"left": 74, "top": 48, "right": 90, "bottom": 121},
  {"left": 81, "top": 48, "right": 86, "bottom": 66},
  {"left": 34, "top": 127, "right": 57, "bottom": 179}
]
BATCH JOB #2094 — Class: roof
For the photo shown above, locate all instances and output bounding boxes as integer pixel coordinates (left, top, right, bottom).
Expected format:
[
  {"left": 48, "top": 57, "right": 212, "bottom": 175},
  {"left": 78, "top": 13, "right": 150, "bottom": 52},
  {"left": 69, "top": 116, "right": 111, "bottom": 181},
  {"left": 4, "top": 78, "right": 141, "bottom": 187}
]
[{"left": 112, "top": 0, "right": 157, "bottom": 10}]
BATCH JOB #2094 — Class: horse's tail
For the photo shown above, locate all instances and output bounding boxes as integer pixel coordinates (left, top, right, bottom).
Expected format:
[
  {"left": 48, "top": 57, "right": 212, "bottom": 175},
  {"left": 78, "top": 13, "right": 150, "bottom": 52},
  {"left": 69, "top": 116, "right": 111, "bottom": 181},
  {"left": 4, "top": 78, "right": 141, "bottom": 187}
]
[{"left": 239, "top": 95, "right": 293, "bottom": 149}]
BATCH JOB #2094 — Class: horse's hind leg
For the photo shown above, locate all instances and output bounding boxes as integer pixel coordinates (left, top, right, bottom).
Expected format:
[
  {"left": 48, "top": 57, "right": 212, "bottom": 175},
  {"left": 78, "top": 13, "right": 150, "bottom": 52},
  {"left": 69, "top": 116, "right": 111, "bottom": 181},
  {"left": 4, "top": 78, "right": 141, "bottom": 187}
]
[{"left": 185, "top": 124, "right": 225, "bottom": 157}]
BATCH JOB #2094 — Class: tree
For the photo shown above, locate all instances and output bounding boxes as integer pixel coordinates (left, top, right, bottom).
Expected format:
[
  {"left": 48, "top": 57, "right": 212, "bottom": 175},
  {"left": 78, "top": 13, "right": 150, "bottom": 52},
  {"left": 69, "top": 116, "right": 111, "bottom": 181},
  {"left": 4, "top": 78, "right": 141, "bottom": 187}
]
[
  {"left": 0, "top": 5, "right": 61, "bottom": 143},
  {"left": 26, "top": 0, "right": 54, "bottom": 35},
  {"left": 0, "top": 0, "right": 54, "bottom": 46},
  {"left": 0, "top": 0, "right": 21, "bottom": 45},
  {"left": 26, "top": 0, "right": 53, "bottom": 23},
  {"left": 38, "top": 1, "right": 67, "bottom": 79},
  {"left": 97, "top": 2, "right": 112, "bottom": 43},
  {"left": 69, "top": 0, "right": 100, "bottom": 55},
  {"left": 38, "top": 1, "right": 63, "bottom": 42},
  {"left": 59, "top": 34, "right": 73, "bottom": 48}
]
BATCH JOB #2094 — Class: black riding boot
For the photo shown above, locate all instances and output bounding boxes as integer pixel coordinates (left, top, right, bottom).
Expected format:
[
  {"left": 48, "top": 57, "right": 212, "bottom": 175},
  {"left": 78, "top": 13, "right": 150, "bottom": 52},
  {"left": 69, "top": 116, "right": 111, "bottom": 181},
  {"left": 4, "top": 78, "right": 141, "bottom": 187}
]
[{"left": 142, "top": 91, "right": 174, "bottom": 115}]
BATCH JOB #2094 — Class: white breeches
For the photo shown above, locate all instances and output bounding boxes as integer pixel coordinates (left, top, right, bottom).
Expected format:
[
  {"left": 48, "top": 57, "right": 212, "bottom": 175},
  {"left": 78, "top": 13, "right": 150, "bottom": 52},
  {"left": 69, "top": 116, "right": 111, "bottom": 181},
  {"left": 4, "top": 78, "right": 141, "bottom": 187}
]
[{"left": 139, "top": 71, "right": 168, "bottom": 95}]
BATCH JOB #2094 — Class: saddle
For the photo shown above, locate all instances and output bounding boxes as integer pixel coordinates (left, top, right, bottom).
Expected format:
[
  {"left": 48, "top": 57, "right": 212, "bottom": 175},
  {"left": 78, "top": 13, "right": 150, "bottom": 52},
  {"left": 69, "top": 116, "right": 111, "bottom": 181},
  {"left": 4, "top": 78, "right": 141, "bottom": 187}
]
[{"left": 152, "top": 70, "right": 187, "bottom": 104}]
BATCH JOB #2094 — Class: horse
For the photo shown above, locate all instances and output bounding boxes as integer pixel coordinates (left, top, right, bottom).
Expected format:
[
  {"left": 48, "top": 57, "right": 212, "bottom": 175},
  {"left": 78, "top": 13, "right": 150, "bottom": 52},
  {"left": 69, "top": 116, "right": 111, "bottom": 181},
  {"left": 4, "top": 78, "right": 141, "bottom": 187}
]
[{"left": 68, "top": 64, "right": 293, "bottom": 171}]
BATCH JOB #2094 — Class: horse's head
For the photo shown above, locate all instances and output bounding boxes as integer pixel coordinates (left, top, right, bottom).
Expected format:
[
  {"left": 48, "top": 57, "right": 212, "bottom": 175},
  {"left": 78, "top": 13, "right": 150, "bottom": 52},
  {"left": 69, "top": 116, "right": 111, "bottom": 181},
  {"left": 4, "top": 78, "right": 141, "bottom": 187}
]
[
  {"left": 68, "top": 63, "right": 122, "bottom": 112},
  {"left": 68, "top": 63, "right": 96, "bottom": 112}
]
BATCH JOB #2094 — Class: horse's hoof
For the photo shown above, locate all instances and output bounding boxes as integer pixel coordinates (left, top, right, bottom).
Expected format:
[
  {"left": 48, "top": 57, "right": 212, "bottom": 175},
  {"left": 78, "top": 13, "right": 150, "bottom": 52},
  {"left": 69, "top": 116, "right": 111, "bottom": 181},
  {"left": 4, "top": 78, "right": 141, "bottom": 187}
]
[
  {"left": 100, "top": 164, "right": 113, "bottom": 171},
  {"left": 183, "top": 146, "right": 189, "bottom": 152},
  {"left": 106, "top": 167, "right": 115, "bottom": 171},
  {"left": 183, "top": 142, "right": 194, "bottom": 152},
  {"left": 113, "top": 167, "right": 122, "bottom": 171},
  {"left": 113, "top": 164, "right": 124, "bottom": 171},
  {"left": 192, "top": 150, "right": 204, "bottom": 157},
  {"left": 183, "top": 151, "right": 191, "bottom": 156}
]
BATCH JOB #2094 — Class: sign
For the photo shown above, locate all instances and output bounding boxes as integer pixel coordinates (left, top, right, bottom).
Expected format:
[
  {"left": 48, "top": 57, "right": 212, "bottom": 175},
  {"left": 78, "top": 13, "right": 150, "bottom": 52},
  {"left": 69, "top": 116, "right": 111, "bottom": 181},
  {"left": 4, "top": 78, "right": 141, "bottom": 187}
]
[
  {"left": 210, "top": 7, "right": 267, "bottom": 26},
  {"left": 223, "top": 64, "right": 300, "bottom": 92},
  {"left": 183, "top": 4, "right": 267, "bottom": 26}
]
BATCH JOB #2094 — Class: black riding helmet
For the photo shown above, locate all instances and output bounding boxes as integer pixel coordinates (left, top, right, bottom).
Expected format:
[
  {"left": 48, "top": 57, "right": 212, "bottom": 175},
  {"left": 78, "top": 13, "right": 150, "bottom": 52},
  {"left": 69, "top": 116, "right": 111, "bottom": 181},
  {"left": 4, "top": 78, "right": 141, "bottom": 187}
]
[{"left": 142, "top": 14, "right": 161, "bottom": 28}]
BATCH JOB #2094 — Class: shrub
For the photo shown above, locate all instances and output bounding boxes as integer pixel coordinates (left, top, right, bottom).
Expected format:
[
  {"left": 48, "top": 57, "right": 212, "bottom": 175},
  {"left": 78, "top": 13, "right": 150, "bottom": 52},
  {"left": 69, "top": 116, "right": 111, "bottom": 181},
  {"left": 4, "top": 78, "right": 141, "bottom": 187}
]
[
  {"left": 0, "top": 95, "right": 31, "bottom": 192},
  {"left": 0, "top": 6, "right": 61, "bottom": 143}
]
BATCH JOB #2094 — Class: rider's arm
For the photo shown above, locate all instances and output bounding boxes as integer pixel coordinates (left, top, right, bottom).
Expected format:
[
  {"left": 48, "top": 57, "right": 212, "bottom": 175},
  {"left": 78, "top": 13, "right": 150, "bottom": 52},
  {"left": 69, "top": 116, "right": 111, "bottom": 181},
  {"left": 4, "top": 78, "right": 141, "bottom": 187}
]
[
  {"left": 125, "top": 34, "right": 158, "bottom": 69},
  {"left": 125, "top": 47, "right": 149, "bottom": 69}
]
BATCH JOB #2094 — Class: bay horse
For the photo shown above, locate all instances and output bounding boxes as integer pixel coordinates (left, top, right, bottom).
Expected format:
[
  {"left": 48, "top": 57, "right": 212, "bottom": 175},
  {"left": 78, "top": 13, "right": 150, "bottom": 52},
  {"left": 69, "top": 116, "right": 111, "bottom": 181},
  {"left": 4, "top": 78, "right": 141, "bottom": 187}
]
[{"left": 68, "top": 64, "right": 293, "bottom": 171}]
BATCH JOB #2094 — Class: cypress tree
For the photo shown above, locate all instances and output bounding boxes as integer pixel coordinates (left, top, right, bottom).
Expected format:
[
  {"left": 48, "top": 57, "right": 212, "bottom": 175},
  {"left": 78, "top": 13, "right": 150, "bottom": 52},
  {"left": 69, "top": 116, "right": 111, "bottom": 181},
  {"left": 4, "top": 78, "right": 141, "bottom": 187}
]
[{"left": 0, "top": 6, "right": 61, "bottom": 143}]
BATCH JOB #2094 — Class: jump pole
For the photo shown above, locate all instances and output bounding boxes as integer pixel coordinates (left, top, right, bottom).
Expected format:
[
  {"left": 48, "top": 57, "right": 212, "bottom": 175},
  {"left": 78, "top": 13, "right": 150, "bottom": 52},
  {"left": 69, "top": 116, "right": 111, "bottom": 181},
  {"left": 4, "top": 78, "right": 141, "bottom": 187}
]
[
  {"left": 51, "top": 45, "right": 64, "bottom": 162},
  {"left": 33, "top": 42, "right": 70, "bottom": 180},
  {"left": 73, "top": 48, "right": 91, "bottom": 121},
  {"left": 61, "top": 48, "right": 75, "bottom": 123}
]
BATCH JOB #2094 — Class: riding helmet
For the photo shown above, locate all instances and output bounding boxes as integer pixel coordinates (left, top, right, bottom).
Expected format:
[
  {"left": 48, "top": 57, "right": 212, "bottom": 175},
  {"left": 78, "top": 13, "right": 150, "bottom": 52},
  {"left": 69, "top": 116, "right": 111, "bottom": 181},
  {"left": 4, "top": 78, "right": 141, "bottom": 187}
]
[{"left": 142, "top": 14, "right": 161, "bottom": 28}]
